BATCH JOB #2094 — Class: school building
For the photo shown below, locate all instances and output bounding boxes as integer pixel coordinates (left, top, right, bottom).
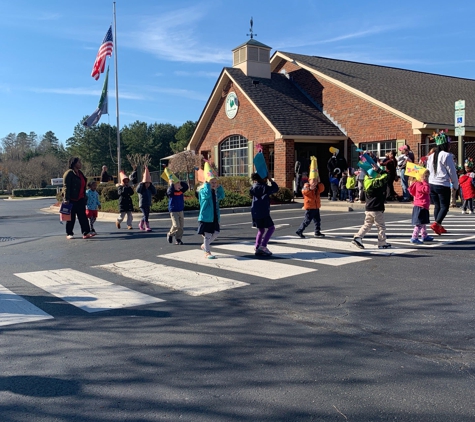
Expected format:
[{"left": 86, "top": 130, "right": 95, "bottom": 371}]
[{"left": 187, "top": 37, "right": 475, "bottom": 190}]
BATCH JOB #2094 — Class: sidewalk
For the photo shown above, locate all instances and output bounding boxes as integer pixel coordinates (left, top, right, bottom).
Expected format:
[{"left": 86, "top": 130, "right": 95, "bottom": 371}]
[{"left": 42, "top": 198, "right": 413, "bottom": 222}]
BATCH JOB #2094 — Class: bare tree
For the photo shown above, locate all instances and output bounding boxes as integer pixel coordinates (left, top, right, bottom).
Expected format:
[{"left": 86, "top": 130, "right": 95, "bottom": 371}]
[{"left": 168, "top": 150, "right": 203, "bottom": 189}]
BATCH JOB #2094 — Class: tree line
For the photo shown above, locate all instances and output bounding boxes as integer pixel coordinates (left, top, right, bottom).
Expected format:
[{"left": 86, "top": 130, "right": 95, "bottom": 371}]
[{"left": 0, "top": 119, "right": 196, "bottom": 190}]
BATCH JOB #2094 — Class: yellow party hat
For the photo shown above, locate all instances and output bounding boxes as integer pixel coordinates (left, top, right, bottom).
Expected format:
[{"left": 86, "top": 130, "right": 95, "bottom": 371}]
[
  {"left": 160, "top": 167, "right": 179, "bottom": 183},
  {"left": 203, "top": 161, "right": 218, "bottom": 182},
  {"left": 309, "top": 156, "right": 319, "bottom": 182}
]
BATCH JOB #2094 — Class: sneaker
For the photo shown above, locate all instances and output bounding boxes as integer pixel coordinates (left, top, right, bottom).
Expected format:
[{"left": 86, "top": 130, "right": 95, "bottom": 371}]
[
  {"left": 378, "top": 243, "right": 392, "bottom": 249},
  {"left": 430, "top": 222, "right": 442, "bottom": 235},
  {"left": 461, "top": 210, "right": 466, "bottom": 214},
  {"left": 205, "top": 252, "right": 216, "bottom": 259},
  {"left": 127, "top": 226, "right": 133, "bottom": 230},
  {"left": 295, "top": 230, "right": 305, "bottom": 238},
  {"left": 89, "top": 231, "right": 96, "bottom": 237},
  {"left": 258, "top": 246, "right": 272, "bottom": 256},
  {"left": 314, "top": 231, "right": 325, "bottom": 237},
  {"left": 351, "top": 237, "right": 364, "bottom": 249},
  {"left": 422, "top": 235, "right": 434, "bottom": 242},
  {"left": 254, "top": 247, "right": 265, "bottom": 256},
  {"left": 83, "top": 233, "right": 94, "bottom": 239},
  {"left": 175, "top": 240, "right": 184, "bottom": 245},
  {"left": 167, "top": 234, "right": 173, "bottom": 243},
  {"left": 470, "top": 210, "right": 474, "bottom": 215},
  {"left": 439, "top": 225, "right": 447, "bottom": 233},
  {"left": 66, "top": 235, "right": 74, "bottom": 240},
  {"left": 116, "top": 221, "right": 121, "bottom": 229},
  {"left": 410, "top": 238, "right": 423, "bottom": 244}
]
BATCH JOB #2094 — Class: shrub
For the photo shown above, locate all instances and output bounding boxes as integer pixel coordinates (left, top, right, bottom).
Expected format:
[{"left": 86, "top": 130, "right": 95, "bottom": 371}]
[
  {"left": 221, "top": 190, "right": 252, "bottom": 207},
  {"left": 12, "top": 188, "right": 57, "bottom": 197},
  {"left": 271, "top": 187, "right": 293, "bottom": 203},
  {"left": 218, "top": 176, "right": 251, "bottom": 195},
  {"left": 101, "top": 185, "right": 119, "bottom": 201},
  {"left": 152, "top": 186, "right": 168, "bottom": 202}
]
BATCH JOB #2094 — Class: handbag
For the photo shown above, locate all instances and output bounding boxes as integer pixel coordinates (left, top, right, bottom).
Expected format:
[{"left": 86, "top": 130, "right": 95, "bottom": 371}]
[{"left": 59, "top": 202, "right": 72, "bottom": 222}]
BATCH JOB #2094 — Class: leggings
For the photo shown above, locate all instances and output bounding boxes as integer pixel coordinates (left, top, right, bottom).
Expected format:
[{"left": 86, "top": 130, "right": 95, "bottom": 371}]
[
  {"left": 463, "top": 198, "right": 474, "bottom": 212},
  {"left": 412, "top": 224, "right": 428, "bottom": 239},
  {"left": 255, "top": 226, "right": 275, "bottom": 249},
  {"left": 202, "top": 231, "right": 219, "bottom": 253},
  {"left": 140, "top": 206, "right": 150, "bottom": 223}
]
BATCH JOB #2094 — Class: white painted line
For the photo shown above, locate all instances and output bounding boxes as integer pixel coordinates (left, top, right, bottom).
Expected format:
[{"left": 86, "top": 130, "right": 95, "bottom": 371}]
[
  {"left": 95, "top": 259, "right": 249, "bottom": 296},
  {"left": 160, "top": 249, "right": 315, "bottom": 279},
  {"left": 271, "top": 236, "right": 416, "bottom": 256},
  {"left": 214, "top": 242, "right": 372, "bottom": 265},
  {"left": 14, "top": 269, "right": 163, "bottom": 313},
  {"left": 0, "top": 284, "right": 53, "bottom": 326}
]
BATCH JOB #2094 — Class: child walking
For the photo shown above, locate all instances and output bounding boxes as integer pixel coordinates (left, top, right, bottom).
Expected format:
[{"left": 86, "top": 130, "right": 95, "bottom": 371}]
[
  {"left": 86, "top": 181, "right": 101, "bottom": 235},
  {"left": 136, "top": 167, "right": 157, "bottom": 232},
  {"left": 296, "top": 178, "right": 325, "bottom": 238},
  {"left": 197, "top": 163, "right": 225, "bottom": 259},
  {"left": 346, "top": 168, "right": 357, "bottom": 203},
  {"left": 250, "top": 172, "right": 279, "bottom": 256},
  {"left": 116, "top": 169, "right": 136, "bottom": 230},
  {"left": 351, "top": 164, "right": 392, "bottom": 249},
  {"left": 166, "top": 172, "right": 189, "bottom": 245},
  {"left": 459, "top": 163, "right": 475, "bottom": 214},
  {"left": 408, "top": 170, "right": 433, "bottom": 244}
]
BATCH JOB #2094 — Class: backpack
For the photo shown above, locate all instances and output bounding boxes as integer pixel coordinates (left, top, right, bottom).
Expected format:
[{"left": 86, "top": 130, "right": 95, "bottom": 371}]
[{"left": 346, "top": 175, "right": 356, "bottom": 189}]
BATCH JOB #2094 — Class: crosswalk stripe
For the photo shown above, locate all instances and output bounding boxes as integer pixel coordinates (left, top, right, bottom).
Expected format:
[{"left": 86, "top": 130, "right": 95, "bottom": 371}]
[
  {"left": 14, "top": 269, "right": 163, "bottom": 313},
  {"left": 95, "top": 259, "right": 249, "bottom": 296},
  {"left": 160, "top": 249, "right": 316, "bottom": 279},
  {"left": 214, "top": 241, "right": 373, "bottom": 264},
  {"left": 270, "top": 236, "right": 416, "bottom": 256},
  {"left": 0, "top": 284, "right": 54, "bottom": 326}
]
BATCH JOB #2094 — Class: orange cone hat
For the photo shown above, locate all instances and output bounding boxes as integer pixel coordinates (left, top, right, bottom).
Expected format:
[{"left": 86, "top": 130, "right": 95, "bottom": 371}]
[
  {"left": 119, "top": 171, "right": 129, "bottom": 184},
  {"left": 142, "top": 166, "right": 152, "bottom": 183}
]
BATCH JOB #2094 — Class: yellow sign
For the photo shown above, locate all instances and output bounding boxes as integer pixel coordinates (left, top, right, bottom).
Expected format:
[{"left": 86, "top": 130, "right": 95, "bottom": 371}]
[{"left": 406, "top": 162, "right": 427, "bottom": 180}]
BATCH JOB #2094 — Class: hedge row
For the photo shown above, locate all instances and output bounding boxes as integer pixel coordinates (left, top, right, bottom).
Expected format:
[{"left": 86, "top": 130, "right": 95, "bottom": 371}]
[{"left": 13, "top": 188, "right": 57, "bottom": 197}]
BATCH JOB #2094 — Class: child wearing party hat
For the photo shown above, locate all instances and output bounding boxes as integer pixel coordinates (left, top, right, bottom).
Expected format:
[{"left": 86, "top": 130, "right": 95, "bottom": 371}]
[
  {"left": 197, "top": 161, "right": 225, "bottom": 259},
  {"left": 250, "top": 148, "right": 279, "bottom": 255},
  {"left": 164, "top": 167, "right": 189, "bottom": 244},
  {"left": 352, "top": 163, "right": 391, "bottom": 249},
  {"left": 136, "top": 166, "right": 157, "bottom": 231},
  {"left": 296, "top": 156, "right": 325, "bottom": 238},
  {"left": 116, "top": 168, "right": 136, "bottom": 230}
]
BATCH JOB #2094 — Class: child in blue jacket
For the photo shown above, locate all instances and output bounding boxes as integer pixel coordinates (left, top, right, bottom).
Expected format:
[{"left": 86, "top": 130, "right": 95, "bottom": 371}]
[
  {"left": 250, "top": 173, "right": 279, "bottom": 255},
  {"left": 166, "top": 179, "right": 189, "bottom": 244},
  {"left": 197, "top": 177, "right": 225, "bottom": 259}
]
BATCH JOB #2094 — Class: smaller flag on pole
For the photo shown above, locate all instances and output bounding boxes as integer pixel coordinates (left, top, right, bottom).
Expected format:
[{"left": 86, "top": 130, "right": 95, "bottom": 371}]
[
  {"left": 83, "top": 67, "right": 109, "bottom": 128},
  {"left": 91, "top": 26, "right": 113, "bottom": 81}
]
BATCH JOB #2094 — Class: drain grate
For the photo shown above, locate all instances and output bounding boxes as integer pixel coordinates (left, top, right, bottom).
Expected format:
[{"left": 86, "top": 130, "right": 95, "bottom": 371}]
[{"left": 0, "top": 237, "right": 16, "bottom": 242}]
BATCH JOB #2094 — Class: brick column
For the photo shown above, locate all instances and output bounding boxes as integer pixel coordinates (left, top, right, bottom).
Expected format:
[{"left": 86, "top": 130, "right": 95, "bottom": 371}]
[{"left": 274, "top": 138, "right": 295, "bottom": 189}]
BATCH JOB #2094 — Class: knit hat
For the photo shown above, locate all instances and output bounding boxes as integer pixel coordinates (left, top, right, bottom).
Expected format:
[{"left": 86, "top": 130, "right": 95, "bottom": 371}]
[
  {"left": 329, "top": 146, "right": 339, "bottom": 155},
  {"left": 142, "top": 167, "right": 152, "bottom": 183},
  {"left": 203, "top": 161, "right": 218, "bottom": 182},
  {"left": 160, "top": 167, "right": 179, "bottom": 184},
  {"left": 119, "top": 171, "right": 129, "bottom": 184},
  {"left": 309, "top": 156, "right": 319, "bottom": 182},
  {"left": 253, "top": 149, "right": 268, "bottom": 179}
]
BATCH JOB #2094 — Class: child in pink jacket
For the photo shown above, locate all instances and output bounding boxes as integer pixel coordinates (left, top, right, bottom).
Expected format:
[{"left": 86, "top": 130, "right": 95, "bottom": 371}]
[{"left": 408, "top": 170, "right": 433, "bottom": 244}]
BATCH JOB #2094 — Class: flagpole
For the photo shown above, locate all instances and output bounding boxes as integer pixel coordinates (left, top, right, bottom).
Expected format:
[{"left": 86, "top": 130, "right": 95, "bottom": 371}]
[{"left": 113, "top": 1, "right": 120, "bottom": 180}]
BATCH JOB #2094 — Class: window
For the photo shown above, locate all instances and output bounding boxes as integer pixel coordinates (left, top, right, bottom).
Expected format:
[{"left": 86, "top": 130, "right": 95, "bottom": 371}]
[
  {"left": 359, "top": 140, "right": 396, "bottom": 158},
  {"left": 220, "top": 135, "right": 248, "bottom": 176}
]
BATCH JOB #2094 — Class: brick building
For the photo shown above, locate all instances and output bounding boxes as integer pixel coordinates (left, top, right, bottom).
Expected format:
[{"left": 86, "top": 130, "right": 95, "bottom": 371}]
[{"left": 188, "top": 38, "right": 475, "bottom": 192}]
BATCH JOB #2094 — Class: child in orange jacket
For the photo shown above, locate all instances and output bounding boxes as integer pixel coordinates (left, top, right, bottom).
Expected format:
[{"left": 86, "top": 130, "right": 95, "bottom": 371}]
[{"left": 296, "top": 179, "right": 325, "bottom": 238}]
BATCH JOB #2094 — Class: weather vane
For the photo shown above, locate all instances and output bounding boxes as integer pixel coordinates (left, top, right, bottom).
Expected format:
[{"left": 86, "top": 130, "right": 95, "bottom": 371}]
[{"left": 247, "top": 17, "right": 256, "bottom": 39}]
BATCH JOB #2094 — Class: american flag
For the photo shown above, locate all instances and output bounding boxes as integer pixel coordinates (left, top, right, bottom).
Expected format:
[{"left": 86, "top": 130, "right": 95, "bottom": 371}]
[{"left": 91, "top": 26, "right": 113, "bottom": 81}]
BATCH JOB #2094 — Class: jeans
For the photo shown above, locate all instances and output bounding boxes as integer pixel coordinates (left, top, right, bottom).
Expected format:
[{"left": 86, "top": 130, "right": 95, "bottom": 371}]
[
  {"left": 430, "top": 184, "right": 451, "bottom": 225},
  {"left": 298, "top": 209, "right": 321, "bottom": 233},
  {"left": 340, "top": 188, "right": 348, "bottom": 201},
  {"left": 400, "top": 169, "right": 410, "bottom": 200}
]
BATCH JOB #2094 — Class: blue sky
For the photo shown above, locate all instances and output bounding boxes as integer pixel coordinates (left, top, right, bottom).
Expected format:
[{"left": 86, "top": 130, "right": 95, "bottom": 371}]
[{"left": 1, "top": 0, "right": 475, "bottom": 146}]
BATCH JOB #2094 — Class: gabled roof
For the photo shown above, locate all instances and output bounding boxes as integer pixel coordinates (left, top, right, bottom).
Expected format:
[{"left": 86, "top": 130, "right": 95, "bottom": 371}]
[
  {"left": 225, "top": 67, "right": 345, "bottom": 137},
  {"left": 273, "top": 52, "right": 475, "bottom": 128}
]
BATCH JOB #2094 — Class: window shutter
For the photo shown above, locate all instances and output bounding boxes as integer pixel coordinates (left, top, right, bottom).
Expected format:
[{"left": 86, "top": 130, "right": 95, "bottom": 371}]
[
  {"left": 247, "top": 140, "right": 254, "bottom": 177},
  {"left": 396, "top": 139, "right": 406, "bottom": 150},
  {"left": 213, "top": 145, "right": 219, "bottom": 175}
]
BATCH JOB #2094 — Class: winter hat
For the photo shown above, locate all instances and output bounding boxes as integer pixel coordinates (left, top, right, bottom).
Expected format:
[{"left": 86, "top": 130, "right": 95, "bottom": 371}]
[
  {"left": 329, "top": 146, "right": 339, "bottom": 155},
  {"left": 119, "top": 171, "right": 129, "bottom": 184},
  {"left": 161, "top": 167, "right": 179, "bottom": 184},
  {"left": 203, "top": 161, "right": 218, "bottom": 182},
  {"left": 253, "top": 147, "right": 268, "bottom": 179},
  {"left": 142, "top": 166, "right": 152, "bottom": 183},
  {"left": 309, "top": 156, "right": 319, "bottom": 182}
]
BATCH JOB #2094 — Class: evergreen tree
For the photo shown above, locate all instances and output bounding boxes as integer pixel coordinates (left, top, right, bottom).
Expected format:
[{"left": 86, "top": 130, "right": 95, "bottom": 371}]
[{"left": 170, "top": 120, "right": 197, "bottom": 153}]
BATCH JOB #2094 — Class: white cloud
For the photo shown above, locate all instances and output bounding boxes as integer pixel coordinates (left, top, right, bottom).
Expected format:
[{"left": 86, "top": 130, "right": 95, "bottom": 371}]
[{"left": 125, "top": 5, "right": 229, "bottom": 64}]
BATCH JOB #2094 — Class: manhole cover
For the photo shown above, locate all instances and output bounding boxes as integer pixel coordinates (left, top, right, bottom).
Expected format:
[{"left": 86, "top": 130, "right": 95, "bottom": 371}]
[{"left": 0, "top": 237, "right": 15, "bottom": 242}]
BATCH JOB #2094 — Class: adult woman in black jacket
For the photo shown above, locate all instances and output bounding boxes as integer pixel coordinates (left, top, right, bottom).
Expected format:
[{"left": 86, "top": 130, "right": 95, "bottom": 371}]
[{"left": 62, "top": 157, "right": 93, "bottom": 239}]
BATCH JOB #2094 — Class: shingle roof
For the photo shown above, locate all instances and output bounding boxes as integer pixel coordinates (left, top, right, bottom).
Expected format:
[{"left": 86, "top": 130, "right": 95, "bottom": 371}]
[
  {"left": 225, "top": 67, "right": 345, "bottom": 137},
  {"left": 280, "top": 52, "right": 475, "bottom": 127},
  {"left": 233, "top": 39, "right": 272, "bottom": 50}
]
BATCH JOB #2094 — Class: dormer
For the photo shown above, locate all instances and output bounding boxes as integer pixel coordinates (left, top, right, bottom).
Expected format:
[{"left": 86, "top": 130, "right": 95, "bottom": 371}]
[{"left": 232, "top": 39, "right": 271, "bottom": 79}]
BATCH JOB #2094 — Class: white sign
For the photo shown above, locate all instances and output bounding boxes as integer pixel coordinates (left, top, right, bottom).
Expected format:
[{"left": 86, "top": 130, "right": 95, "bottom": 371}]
[
  {"left": 50, "top": 178, "right": 63, "bottom": 186},
  {"left": 455, "top": 109, "right": 465, "bottom": 127},
  {"left": 455, "top": 126, "right": 465, "bottom": 136},
  {"left": 455, "top": 100, "right": 465, "bottom": 111},
  {"left": 225, "top": 92, "right": 239, "bottom": 119}
]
